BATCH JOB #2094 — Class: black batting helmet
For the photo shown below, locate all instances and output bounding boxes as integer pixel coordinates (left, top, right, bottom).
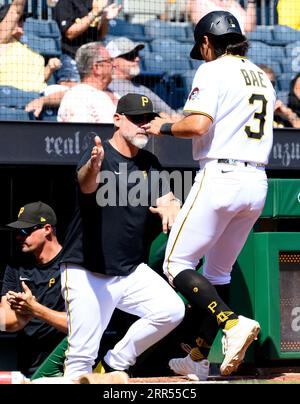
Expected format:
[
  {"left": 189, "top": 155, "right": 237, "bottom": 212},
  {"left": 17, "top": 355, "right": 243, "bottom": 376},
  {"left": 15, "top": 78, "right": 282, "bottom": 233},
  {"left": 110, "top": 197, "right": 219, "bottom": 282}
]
[{"left": 190, "top": 11, "right": 243, "bottom": 60}]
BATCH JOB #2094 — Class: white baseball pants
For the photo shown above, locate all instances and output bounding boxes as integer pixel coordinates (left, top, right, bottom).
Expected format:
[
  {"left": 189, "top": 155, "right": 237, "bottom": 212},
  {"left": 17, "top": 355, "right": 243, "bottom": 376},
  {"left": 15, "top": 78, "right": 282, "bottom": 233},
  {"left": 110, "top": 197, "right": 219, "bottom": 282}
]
[
  {"left": 163, "top": 161, "right": 268, "bottom": 285},
  {"left": 60, "top": 262, "right": 185, "bottom": 380}
]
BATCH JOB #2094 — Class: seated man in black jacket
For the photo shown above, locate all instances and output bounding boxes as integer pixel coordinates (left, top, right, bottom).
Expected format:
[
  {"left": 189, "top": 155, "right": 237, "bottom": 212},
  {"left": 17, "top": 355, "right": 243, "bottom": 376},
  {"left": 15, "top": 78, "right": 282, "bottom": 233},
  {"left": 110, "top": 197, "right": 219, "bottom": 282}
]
[{"left": 0, "top": 201, "right": 67, "bottom": 378}]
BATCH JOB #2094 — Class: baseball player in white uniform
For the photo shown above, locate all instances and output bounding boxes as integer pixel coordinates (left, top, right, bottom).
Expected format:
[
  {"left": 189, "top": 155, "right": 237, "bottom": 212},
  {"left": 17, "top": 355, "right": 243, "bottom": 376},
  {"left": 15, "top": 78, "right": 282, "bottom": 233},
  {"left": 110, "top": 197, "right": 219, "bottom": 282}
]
[{"left": 146, "top": 10, "right": 276, "bottom": 378}]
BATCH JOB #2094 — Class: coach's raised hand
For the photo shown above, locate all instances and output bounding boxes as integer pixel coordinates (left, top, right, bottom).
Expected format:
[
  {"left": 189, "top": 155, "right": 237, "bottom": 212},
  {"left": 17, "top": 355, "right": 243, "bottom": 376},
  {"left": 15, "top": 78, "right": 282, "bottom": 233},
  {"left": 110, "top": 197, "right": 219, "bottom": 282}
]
[
  {"left": 78, "top": 136, "right": 104, "bottom": 194},
  {"left": 91, "top": 136, "right": 105, "bottom": 171}
]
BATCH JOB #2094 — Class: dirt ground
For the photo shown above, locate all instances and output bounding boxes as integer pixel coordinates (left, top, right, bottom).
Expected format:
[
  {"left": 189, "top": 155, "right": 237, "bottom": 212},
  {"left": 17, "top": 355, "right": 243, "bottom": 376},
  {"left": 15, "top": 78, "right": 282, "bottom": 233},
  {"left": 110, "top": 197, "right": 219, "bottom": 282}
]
[{"left": 128, "top": 366, "right": 300, "bottom": 384}]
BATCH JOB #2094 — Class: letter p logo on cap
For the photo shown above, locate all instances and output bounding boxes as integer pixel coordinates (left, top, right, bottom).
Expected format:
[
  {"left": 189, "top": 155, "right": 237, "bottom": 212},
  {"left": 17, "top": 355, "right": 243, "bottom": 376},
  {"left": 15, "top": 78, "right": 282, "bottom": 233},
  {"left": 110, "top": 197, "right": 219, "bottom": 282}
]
[{"left": 141, "top": 96, "right": 149, "bottom": 107}]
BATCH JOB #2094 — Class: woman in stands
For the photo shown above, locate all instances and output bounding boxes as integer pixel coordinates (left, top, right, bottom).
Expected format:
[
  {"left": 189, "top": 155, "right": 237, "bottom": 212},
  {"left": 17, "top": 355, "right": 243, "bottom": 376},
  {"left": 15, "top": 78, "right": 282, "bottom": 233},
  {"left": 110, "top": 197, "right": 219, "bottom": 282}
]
[
  {"left": 288, "top": 73, "right": 300, "bottom": 119},
  {"left": 0, "top": 0, "right": 61, "bottom": 93}
]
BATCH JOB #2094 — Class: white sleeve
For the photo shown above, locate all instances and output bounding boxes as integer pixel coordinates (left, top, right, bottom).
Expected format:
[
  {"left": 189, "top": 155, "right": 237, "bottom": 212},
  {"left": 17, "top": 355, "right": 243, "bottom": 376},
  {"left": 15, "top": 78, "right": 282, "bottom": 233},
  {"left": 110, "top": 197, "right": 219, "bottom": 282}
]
[{"left": 183, "top": 63, "right": 219, "bottom": 120}]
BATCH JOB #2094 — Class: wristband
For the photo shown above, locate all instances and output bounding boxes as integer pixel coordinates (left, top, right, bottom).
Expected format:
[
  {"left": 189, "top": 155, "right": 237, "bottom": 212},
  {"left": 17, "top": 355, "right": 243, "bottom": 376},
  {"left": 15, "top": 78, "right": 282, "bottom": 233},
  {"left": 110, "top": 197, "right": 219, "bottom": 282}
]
[{"left": 160, "top": 123, "right": 173, "bottom": 136}]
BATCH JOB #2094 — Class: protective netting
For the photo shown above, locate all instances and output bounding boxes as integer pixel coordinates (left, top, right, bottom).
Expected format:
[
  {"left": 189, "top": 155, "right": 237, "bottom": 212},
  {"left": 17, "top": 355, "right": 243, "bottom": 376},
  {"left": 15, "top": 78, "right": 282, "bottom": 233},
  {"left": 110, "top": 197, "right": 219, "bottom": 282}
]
[{"left": 0, "top": 0, "right": 298, "bottom": 121}]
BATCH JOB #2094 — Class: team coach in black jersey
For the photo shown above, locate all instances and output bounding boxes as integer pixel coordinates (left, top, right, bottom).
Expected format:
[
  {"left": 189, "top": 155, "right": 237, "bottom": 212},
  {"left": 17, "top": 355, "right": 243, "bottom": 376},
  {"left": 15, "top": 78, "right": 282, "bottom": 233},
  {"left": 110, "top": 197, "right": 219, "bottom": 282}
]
[
  {"left": 59, "top": 93, "right": 185, "bottom": 381},
  {"left": 0, "top": 201, "right": 67, "bottom": 378}
]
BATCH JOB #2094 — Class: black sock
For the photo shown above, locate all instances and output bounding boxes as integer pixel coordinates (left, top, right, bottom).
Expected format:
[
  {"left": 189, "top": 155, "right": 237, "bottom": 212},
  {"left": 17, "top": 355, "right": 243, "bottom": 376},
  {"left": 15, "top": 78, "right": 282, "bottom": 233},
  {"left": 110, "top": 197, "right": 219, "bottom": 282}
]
[
  {"left": 173, "top": 270, "right": 238, "bottom": 328},
  {"left": 215, "top": 284, "right": 230, "bottom": 305},
  {"left": 102, "top": 359, "right": 132, "bottom": 376}
]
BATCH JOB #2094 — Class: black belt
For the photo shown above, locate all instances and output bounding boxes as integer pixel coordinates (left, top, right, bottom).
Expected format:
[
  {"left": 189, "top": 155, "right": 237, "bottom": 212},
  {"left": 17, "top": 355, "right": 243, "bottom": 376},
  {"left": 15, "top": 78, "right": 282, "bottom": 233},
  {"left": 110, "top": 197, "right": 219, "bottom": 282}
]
[{"left": 217, "top": 159, "right": 265, "bottom": 167}]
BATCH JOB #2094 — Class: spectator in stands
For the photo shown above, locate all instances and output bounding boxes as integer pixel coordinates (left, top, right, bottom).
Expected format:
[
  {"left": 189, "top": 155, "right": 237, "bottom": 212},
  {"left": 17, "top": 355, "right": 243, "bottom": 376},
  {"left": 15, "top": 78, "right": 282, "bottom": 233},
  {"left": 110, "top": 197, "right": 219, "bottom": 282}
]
[
  {"left": 106, "top": 37, "right": 180, "bottom": 118},
  {"left": 259, "top": 64, "right": 300, "bottom": 128},
  {"left": 52, "top": 0, "right": 121, "bottom": 87},
  {"left": 188, "top": 0, "right": 256, "bottom": 33},
  {"left": 0, "top": 0, "right": 61, "bottom": 93},
  {"left": 0, "top": 201, "right": 67, "bottom": 378},
  {"left": 57, "top": 42, "right": 119, "bottom": 122},
  {"left": 277, "top": 0, "right": 300, "bottom": 31},
  {"left": 26, "top": 38, "right": 182, "bottom": 120},
  {"left": 161, "top": 0, "right": 188, "bottom": 22},
  {"left": 288, "top": 73, "right": 300, "bottom": 117}
]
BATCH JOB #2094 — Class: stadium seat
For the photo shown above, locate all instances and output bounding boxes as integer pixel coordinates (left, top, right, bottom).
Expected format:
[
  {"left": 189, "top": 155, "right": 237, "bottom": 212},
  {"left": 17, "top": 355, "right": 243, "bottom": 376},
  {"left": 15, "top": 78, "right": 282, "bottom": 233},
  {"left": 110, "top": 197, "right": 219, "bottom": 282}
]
[
  {"left": 28, "top": 108, "right": 58, "bottom": 122},
  {"left": 175, "top": 41, "right": 194, "bottom": 56},
  {"left": 22, "top": 33, "right": 61, "bottom": 57},
  {"left": 270, "top": 45, "right": 287, "bottom": 61},
  {"left": 248, "top": 41, "right": 285, "bottom": 63},
  {"left": 180, "top": 69, "right": 198, "bottom": 100},
  {"left": 24, "top": 17, "right": 61, "bottom": 39},
  {"left": 150, "top": 39, "right": 195, "bottom": 72},
  {"left": 285, "top": 41, "right": 300, "bottom": 58},
  {"left": 143, "top": 51, "right": 191, "bottom": 75},
  {"left": 277, "top": 90, "right": 289, "bottom": 105},
  {"left": 0, "top": 86, "right": 40, "bottom": 108},
  {"left": 185, "top": 24, "right": 194, "bottom": 41},
  {"left": 144, "top": 19, "right": 188, "bottom": 40},
  {"left": 0, "top": 106, "right": 30, "bottom": 121},
  {"left": 108, "top": 19, "right": 150, "bottom": 41},
  {"left": 277, "top": 72, "right": 295, "bottom": 92},
  {"left": 150, "top": 38, "right": 192, "bottom": 55},
  {"left": 273, "top": 25, "right": 300, "bottom": 45},
  {"left": 266, "top": 60, "right": 282, "bottom": 76},
  {"left": 142, "top": 52, "right": 168, "bottom": 75},
  {"left": 280, "top": 56, "right": 295, "bottom": 80},
  {"left": 247, "top": 25, "right": 274, "bottom": 44},
  {"left": 246, "top": 57, "right": 282, "bottom": 77},
  {"left": 281, "top": 43, "right": 300, "bottom": 85},
  {"left": 285, "top": 42, "right": 300, "bottom": 76},
  {"left": 190, "top": 59, "right": 204, "bottom": 70},
  {"left": 150, "top": 74, "right": 186, "bottom": 110}
]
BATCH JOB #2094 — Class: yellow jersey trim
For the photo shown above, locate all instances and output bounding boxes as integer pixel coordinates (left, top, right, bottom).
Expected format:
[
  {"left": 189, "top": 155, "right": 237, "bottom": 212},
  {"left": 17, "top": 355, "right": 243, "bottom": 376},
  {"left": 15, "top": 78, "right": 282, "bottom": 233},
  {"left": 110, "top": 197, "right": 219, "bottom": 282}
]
[{"left": 183, "top": 110, "right": 214, "bottom": 122}]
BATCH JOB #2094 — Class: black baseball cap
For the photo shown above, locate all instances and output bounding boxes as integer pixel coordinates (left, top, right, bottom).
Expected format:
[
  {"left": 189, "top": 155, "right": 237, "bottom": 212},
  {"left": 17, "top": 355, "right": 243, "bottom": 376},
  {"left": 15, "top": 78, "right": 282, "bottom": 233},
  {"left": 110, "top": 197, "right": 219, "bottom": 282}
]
[
  {"left": 191, "top": 11, "right": 244, "bottom": 60},
  {"left": 116, "top": 93, "right": 159, "bottom": 119},
  {"left": 0, "top": 4, "right": 31, "bottom": 23},
  {"left": 6, "top": 201, "right": 57, "bottom": 229}
]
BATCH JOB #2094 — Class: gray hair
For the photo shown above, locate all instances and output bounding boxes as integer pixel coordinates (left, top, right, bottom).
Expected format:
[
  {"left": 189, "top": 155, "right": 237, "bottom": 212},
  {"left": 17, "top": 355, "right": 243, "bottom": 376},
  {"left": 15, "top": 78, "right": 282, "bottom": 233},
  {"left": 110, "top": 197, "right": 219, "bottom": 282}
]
[{"left": 75, "top": 42, "right": 107, "bottom": 79}]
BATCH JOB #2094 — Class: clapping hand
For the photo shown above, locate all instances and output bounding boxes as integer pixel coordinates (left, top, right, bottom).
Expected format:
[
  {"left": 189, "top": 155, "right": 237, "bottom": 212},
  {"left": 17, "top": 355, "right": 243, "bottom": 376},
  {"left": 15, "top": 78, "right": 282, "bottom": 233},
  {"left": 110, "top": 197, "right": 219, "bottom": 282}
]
[
  {"left": 6, "top": 282, "right": 36, "bottom": 317},
  {"left": 103, "top": 3, "right": 122, "bottom": 20}
]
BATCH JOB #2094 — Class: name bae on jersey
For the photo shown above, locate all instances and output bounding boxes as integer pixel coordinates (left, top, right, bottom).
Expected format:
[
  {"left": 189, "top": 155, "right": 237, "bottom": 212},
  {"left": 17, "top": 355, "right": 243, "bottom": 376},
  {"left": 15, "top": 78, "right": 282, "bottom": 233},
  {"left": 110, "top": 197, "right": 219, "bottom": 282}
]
[{"left": 241, "top": 68, "right": 268, "bottom": 88}]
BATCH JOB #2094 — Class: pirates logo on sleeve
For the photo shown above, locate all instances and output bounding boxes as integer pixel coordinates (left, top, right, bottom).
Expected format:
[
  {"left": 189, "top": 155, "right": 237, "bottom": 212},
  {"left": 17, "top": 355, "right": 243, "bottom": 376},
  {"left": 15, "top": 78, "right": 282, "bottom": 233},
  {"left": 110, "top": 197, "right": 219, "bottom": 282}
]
[{"left": 189, "top": 87, "right": 200, "bottom": 100}]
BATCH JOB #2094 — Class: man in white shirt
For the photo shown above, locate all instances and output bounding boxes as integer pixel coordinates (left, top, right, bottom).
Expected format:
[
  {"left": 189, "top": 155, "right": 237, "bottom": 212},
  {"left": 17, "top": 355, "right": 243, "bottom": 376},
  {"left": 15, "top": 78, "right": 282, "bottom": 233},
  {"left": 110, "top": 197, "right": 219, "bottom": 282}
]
[{"left": 57, "top": 42, "right": 119, "bottom": 123}]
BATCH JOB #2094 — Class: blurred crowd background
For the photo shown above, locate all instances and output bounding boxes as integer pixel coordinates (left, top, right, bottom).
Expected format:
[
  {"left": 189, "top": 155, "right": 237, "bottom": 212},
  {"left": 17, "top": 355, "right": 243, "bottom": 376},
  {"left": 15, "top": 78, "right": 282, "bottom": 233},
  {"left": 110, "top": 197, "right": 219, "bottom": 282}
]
[{"left": 0, "top": 1, "right": 299, "bottom": 128}]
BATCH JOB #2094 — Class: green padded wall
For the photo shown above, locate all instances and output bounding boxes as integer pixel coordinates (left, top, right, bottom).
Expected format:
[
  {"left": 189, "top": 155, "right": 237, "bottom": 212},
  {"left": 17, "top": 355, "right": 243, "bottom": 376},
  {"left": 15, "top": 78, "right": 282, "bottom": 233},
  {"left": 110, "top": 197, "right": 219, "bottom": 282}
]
[{"left": 261, "top": 179, "right": 300, "bottom": 218}]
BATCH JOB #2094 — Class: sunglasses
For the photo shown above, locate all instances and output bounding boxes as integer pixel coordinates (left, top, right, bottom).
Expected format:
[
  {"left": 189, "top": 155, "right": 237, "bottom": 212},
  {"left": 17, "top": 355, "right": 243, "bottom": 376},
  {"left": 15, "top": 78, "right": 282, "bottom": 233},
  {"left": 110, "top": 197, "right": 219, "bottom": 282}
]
[
  {"left": 94, "top": 58, "right": 113, "bottom": 66},
  {"left": 120, "top": 51, "right": 139, "bottom": 61},
  {"left": 16, "top": 224, "right": 44, "bottom": 237},
  {"left": 125, "top": 114, "right": 154, "bottom": 125}
]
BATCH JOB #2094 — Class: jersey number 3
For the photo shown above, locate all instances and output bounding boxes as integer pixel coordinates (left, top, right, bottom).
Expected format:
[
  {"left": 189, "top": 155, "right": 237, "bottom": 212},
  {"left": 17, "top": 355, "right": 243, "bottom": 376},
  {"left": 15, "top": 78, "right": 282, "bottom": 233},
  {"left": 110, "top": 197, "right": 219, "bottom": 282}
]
[{"left": 245, "top": 94, "right": 267, "bottom": 140}]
